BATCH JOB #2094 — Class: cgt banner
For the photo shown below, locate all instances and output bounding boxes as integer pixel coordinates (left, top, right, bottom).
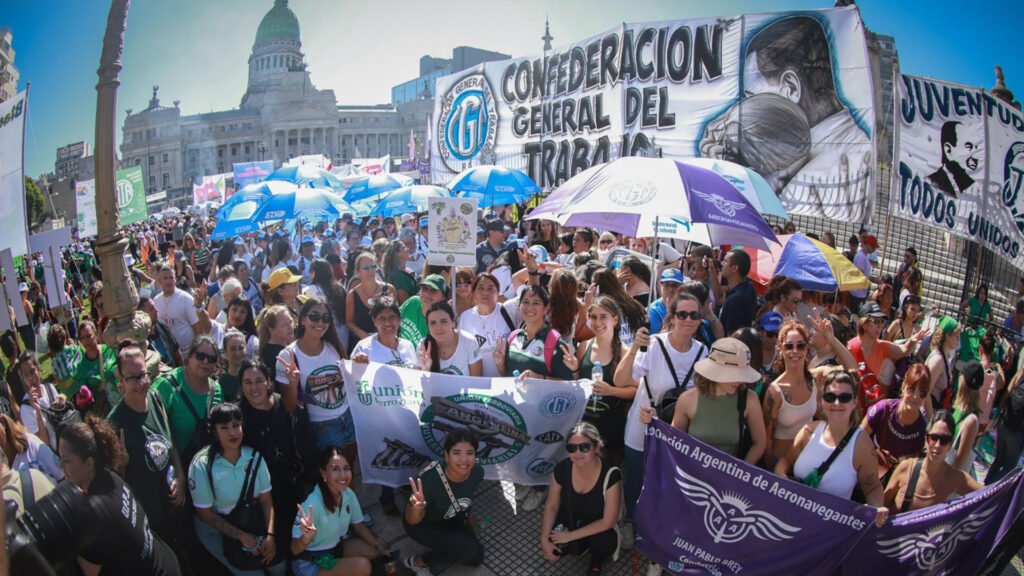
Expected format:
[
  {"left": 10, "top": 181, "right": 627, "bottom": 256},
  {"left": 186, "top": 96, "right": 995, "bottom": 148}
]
[
  {"left": 116, "top": 166, "right": 148, "bottom": 226},
  {"left": 891, "top": 73, "right": 1024, "bottom": 272},
  {"left": 0, "top": 91, "right": 29, "bottom": 256},
  {"left": 430, "top": 6, "right": 875, "bottom": 222},
  {"left": 341, "top": 361, "right": 590, "bottom": 487},
  {"left": 636, "top": 421, "right": 875, "bottom": 575}
]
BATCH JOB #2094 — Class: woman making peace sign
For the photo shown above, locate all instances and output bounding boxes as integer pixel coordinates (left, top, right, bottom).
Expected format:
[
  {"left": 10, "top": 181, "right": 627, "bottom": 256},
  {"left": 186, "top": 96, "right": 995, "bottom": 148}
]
[{"left": 292, "top": 446, "right": 389, "bottom": 576}]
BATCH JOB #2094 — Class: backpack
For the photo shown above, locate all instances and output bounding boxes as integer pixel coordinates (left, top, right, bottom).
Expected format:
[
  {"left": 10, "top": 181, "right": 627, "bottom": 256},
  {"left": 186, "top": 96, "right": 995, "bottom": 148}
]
[
  {"left": 509, "top": 327, "right": 561, "bottom": 373},
  {"left": 848, "top": 338, "right": 885, "bottom": 409},
  {"left": 1001, "top": 382, "right": 1024, "bottom": 431}
]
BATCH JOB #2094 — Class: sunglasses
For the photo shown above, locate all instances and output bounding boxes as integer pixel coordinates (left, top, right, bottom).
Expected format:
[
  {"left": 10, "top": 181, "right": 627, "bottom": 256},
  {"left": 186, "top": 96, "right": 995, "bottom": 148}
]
[
  {"left": 566, "top": 442, "right": 593, "bottom": 454},
  {"left": 783, "top": 342, "right": 808, "bottom": 351},
  {"left": 926, "top": 433, "right": 953, "bottom": 446},
  {"left": 599, "top": 239, "right": 613, "bottom": 245},
  {"left": 306, "top": 312, "right": 331, "bottom": 324},
  {"left": 822, "top": 391, "right": 854, "bottom": 404},
  {"left": 360, "top": 264, "right": 378, "bottom": 271},
  {"left": 869, "top": 317, "right": 887, "bottom": 325},
  {"left": 673, "top": 310, "right": 701, "bottom": 321},
  {"left": 193, "top": 351, "right": 218, "bottom": 364}
]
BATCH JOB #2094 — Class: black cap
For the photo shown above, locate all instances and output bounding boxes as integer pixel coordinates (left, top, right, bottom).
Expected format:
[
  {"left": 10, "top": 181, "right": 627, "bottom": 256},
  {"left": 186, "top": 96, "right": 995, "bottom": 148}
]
[
  {"left": 485, "top": 220, "right": 505, "bottom": 233},
  {"left": 955, "top": 360, "right": 984, "bottom": 391}
]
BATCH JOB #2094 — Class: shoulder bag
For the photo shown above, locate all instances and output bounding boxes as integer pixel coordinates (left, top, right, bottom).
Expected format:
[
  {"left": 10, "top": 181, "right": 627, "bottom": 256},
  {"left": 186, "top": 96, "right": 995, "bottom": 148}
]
[
  {"left": 642, "top": 337, "right": 704, "bottom": 422},
  {"left": 801, "top": 425, "right": 858, "bottom": 488},
  {"left": 216, "top": 452, "right": 275, "bottom": 570}
]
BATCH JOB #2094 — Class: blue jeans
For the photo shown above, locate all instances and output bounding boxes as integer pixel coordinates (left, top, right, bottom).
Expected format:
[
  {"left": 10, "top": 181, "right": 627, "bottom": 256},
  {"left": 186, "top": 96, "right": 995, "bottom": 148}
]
[
  {"left": 624, "top": 447, "right": 644, "bottom": 520},
  {"left": 986, "top": 423, "right": 1024, "bottom": 484},
  {"left": 193, "top": 516, "right": 285, "bottom": 576},
  {"left": 312, "top": 410, "right": 356, "bottom": 451}
]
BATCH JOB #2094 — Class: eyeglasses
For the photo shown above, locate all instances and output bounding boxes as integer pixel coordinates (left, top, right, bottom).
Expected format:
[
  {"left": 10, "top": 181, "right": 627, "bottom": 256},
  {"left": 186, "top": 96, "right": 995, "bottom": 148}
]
[
  {"left": 765, "top": 331, "right": 779, "bottom": 339},
  {"left": 599, "top": 240, "right": 613, "bottom": 246},
  {"left": 566, "top": 442, "right": 593, "bottom": 454},
  {"left": 193, "top": 351, "right": 218, "bottom": 364},
  {"left": 789, "top": 296, "right": 803, "bottom": 305},
  {"left": 822, "top": 391, "right": 854, "bottom": 404},
  {"left": 926, "top": 433, "right": 953, "bottom": 446},
  {"left": 306, "top": 312, "right": 331, "bottom": 324},
  {"left": 869, "top": 317, "right": 887, "bottom": 325},
  {"left": 123, "top": 373, "right": 151, "bottom": 387},
  {"left": 360, "top": 264, "right": 377, "bottom": 271},
  {"left": 783, "top": 342, "right": 808, "bottom": 351},
  {"left": 673, "top": 310, "right": 701, "bottom": 321}
]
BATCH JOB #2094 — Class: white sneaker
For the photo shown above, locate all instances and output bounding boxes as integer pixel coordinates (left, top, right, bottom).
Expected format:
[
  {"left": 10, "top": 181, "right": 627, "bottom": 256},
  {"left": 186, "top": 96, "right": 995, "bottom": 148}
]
[
  {"left": 403, "top": 555, "right": 433, "bottom": 576},
  {"left": 522, "top": 488, "right": 545, "bottom": 512},
  {"left": 620, "top": 521, "right": 635, "bottom": 550},
  {"left": 645, "top": 562, "right": 662, "bottom": 576},
  {"left": 514, "top": 483, "right": 530, "bottom": 502}
]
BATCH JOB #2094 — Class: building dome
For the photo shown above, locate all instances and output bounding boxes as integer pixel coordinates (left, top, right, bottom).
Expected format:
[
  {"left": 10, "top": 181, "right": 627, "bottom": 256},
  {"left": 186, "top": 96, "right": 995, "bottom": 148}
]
[{"left": 254, "top": 0, "right": 300, "bottom": 46}]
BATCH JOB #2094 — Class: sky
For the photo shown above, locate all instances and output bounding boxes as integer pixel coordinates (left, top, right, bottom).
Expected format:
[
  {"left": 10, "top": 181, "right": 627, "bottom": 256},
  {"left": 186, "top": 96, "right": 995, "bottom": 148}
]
[{"left": 4, "top": 0, "right": 1023, "bottom": 178}]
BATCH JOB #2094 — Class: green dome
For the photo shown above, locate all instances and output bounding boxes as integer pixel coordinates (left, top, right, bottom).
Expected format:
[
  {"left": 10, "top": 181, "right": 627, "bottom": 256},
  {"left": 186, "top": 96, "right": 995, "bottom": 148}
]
[{"left": 254, "top": 0, "right": 300, "bottom": 46}]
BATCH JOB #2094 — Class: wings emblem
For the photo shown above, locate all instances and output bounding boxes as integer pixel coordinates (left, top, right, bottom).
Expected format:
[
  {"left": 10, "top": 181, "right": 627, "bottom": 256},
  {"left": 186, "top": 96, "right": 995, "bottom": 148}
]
[
  {"left": 878, "top": 505, "right": 998, "bottom": 571},
  {"left": 693, "top": 190, "right": 747, "bottom": 217}
]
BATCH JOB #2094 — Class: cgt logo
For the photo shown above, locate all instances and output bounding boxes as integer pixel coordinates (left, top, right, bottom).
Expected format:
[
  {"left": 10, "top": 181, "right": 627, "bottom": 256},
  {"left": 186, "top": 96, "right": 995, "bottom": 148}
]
[
  {"left": 116, "top": 179, "right": 134, "bottom": 208},
  {"left": 534, "top": 430, "right": 565, "bottom": 444},
  {"left": 438, "top": 73, "right": 498, "bottom": 171},
  {"left": 526, "top": 458, "right": 556, "bottom": 478},
  {"left": 539, "top": 392, "right": 577, "bottom": 418}
]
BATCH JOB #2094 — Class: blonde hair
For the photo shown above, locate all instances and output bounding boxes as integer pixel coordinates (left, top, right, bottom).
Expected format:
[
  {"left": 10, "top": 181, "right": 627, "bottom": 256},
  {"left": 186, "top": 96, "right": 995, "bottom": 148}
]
[
  {"left": 257, "top": 305, "right": 292, "bottom": 354},
  {"left": 567, "top": 421, "right": 605, "bottom": 457}
]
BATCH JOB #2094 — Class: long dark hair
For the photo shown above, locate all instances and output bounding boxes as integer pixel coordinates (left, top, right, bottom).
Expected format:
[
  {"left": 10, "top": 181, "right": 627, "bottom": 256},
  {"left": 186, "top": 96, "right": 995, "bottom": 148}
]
[
  {"left": 204, "top": 403, "right": 245, "bottom": 499},
  {"left": 237, "top": 358, "right": 273, "bottom": 407},
  {"left": 423, "top": 301, "right": 457, "bottom": 373},
  {"left": 309, "top": 258, "right": 346, "bottom": 321},
  {"left": 548, "top": 269, "right": 579, "bottom": 337},
  {"left": 589, "top": 296, "right": 624, "bottom": 370},
  {"left": 592, "top": 268, "right": 646, "bottom": 333},
  {"left": 296, "top": 297, "right": 347, "bottom": 359},
  {"left": 226, "top": 296, "right": 257, "bottom": 338},
  {"left": 316, "top": 446, "right": 348, "bottom": 513}
]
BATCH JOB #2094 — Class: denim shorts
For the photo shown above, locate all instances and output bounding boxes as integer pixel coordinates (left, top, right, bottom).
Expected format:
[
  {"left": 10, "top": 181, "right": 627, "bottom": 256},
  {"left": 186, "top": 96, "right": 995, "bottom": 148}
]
[
  {"left": 311, "top": 410, "right": 356, "bottom": 451},
  {"left": 291, "top": 558, "right": 324, "bottom": 576}
]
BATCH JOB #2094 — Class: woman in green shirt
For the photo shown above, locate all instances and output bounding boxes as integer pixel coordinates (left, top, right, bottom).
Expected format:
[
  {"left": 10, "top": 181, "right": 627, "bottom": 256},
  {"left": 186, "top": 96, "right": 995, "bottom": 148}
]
[
  {"left": 218, "top": 329, "right": 248, "bottom": 402},
  {"left": 71, "top": 320, "right": 118, "bottom": 415},
  {"left": 403, "top": 429, "right": 485, "bottom": 575},
  {"left": 383, "top": 239, "right": 418, "bottom": 305},
  {"left": 493, "top": 284, "right": 578, "bottom": 381},
  {"left": 961, "top": 283, "right": 993, "bottom": 326},
  {"left": 152, "top": 336, "right": 224, "bottom": 463}
]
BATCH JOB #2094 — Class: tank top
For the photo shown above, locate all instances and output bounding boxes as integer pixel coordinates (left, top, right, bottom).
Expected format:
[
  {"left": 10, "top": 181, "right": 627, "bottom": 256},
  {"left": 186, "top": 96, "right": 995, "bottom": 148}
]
[
  {"left": 579, "top": 340, "right": 624, "bottom": 416},
  {"left": 792, "top": 423, "right": 861, "bottom": 499},
  {"left": 350, "top": 286, "right": 380, "bottom": 345},
  {"left": 945, "top": 408, "right": 977, "bottom": 473},
  {"left": 773, "top": 382, "right": 818, "bottom": 440},
  {"left": 689, "top": 393, "right": 741, "bottom": 455}
]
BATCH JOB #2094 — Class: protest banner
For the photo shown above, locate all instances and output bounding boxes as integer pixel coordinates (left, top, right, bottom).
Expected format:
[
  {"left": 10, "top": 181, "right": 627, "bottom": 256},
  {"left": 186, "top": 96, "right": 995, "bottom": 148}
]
[
  {"left": 75, "top": 179, "right": 98, "bottom": 237},
  {"left": 342, "top": 361, "right": 590, "bottom": 487},
  {"left": 891, "top": 72, "right": 1024, "bottom": 271},
  {"left": 431, "top": 6, "right": 876, "bottom": 222},
  {"left": 233, "top": 160, "right": 273, "bottom": 188},
  {"left": 116, "top": 166, "right": 148, "bottom": 225},
  {"left": 0, "top": 91, "right": 29, "bottom": 256},
  {"left": 636, "top": 421, "right": 875, "bottom": 575},
  {"left": 427, "top": 195, "right": 478, "bottom": 267}
]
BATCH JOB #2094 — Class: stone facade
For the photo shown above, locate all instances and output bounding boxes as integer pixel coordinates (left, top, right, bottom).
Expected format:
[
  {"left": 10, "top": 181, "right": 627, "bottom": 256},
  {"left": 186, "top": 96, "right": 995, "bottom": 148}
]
[{"left": 0, "top": 27, "right": 19, "bottom": 103}]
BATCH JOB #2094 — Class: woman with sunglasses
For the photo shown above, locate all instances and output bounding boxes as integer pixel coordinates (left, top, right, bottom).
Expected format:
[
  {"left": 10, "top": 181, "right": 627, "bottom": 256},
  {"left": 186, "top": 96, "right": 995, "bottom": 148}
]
[
  {"left": 848, "top": 300, "right": 928, "bottom": 406},
  {"left": 539, "top": 422, "right": 622, "bottom": 575},
  {"left": 884, "top": 410, "right": 984, "bottom": 514},
  {"left": 72, "top": 319, "right": 119, "bottom": 415},
  {"left": 459, "top": 273, "right": 519, "bottom": 377},
  {"left": 419, "top": 301, "right": 483, "bottom": 377},
  {"left": 153, "top": 336, "right": 225, "bottom": 463},
  {"left": 762, "top": 315, "right": 856, "bottom": 466},
  {"left": 769, "top": 277, "right": 802, "bottom": 320},
  {"left": 345, "top": 252, "right": 396, "bottom": 354},
  {"left": 453, "top": 267, "right": 476, "bottom": 317},
  {"left": 108, "top": 342, "right": 187, "bottom": 544},
  {"left": 861, "top": 363, "right": 931, "bottom": 483},
  {"left": 775, "top": 372, "right": 889, "bottom": 527}
]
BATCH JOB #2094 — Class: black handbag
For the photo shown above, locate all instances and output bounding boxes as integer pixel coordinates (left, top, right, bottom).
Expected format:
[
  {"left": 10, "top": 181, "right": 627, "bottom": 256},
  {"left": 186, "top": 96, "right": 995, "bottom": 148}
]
[{"left": 214, "top": 452, "right": 272, "bottom": 570}]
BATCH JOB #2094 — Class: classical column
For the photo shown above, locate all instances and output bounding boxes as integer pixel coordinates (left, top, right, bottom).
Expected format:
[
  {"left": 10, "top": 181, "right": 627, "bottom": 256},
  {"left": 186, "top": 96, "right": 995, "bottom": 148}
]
[{"left": 94, "top": 0, "right": 151, "bottom": 346}]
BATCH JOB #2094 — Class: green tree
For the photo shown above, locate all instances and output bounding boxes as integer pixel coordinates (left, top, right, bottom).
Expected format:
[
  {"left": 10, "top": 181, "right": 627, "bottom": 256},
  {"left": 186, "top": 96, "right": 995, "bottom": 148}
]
[{"left": 24, "top": 176, "right": 45, "bottom": 224}]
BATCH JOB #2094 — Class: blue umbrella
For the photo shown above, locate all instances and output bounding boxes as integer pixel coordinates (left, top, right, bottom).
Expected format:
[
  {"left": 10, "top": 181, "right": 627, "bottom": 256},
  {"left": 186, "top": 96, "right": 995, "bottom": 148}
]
[
  {"left": 368, "top": 185, "right": 452, "bottom": 218},
  {"left": 448, "top": 165, "right": 540, "bottom": 207},
  {"left": 249, "top": 188, "right": 351, "bottom": 223},
  {"left": 265, "top": 165, "right": 344, "bottom": 190},
  {"left": 215, "top": 181, "right": 296, "bottom": 219},
  {"left": 344, "top": 173, "right": 415, "bottom": 205}
]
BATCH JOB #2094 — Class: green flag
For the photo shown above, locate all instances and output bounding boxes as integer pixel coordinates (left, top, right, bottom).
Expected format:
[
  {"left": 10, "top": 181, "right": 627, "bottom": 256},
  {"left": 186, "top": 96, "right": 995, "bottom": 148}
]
[{"left": 116, "top": 166, "right": 148, "bottom": 225}]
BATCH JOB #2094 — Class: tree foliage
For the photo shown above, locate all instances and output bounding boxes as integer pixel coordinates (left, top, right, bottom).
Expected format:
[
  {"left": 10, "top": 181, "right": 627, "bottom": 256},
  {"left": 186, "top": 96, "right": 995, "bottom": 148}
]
[{"left": 24, "top": 176, "right": 46, "bottom": 224}]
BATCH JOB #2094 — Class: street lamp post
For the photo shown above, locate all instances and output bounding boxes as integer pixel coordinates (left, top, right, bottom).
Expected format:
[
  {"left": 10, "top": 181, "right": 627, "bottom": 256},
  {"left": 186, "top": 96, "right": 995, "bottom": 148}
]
[{"left": 94, "top": 0, "right": 151, "bottom": 347}]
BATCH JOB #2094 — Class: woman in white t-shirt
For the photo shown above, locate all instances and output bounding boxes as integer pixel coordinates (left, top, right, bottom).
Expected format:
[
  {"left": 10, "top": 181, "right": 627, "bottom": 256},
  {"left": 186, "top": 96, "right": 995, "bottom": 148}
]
[
  {"left": 458, "top": 273, "right": 519, "bottom": 377},
  {"left": 277, "top": 298, "right": 351, "bottom": 457},
  {"left": 350, "top": 298, "right": 418, "bottom": 368},
  {"left": 16, "top": 353, "right": 66, "bottom": 451},
  {"left": 418, "top": 302, "right": 483, "bottom": 377}
]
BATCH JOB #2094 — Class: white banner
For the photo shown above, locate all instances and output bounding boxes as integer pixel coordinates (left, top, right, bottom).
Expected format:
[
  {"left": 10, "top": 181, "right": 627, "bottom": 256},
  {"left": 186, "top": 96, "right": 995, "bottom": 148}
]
[
  {"left": 75, "top": 179, "right": 97, "bottom": 237},
  {"left": 891, "top": 73, "right": 1024, "bottom": 271},
  {"left": 0, "top": 91, "right": 29, "bottom": 256},
  {"left": 342, "top": 361, "right": 591, "bottom": 487},
  {"left": 427, "top": 195, "right": 478, "bottom": 266},
  {"left": 431, "top": 6, "right": 876, "bottom": 222},
  {"left": 28, "top": 227, "right": 72, "bottom": 309}
]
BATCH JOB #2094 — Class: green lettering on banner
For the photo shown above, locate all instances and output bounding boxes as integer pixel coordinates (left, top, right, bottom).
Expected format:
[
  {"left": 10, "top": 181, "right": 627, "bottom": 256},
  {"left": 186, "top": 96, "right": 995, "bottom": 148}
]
[{"left": 116, "top": 166, "right": 148, "bottom": 226}]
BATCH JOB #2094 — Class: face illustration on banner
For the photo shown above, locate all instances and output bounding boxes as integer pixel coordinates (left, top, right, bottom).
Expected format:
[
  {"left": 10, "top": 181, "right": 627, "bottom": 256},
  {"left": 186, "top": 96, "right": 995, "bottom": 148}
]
[{"left": 928, "top": 121, "right": 979, "bottom": 198}]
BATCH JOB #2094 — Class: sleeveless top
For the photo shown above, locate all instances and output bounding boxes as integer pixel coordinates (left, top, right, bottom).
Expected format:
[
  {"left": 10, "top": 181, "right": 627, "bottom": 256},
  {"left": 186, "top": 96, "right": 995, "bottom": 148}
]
[
  {"left": 773, "top": 382, "right": 818, "bottom": 440},
  {"left": 945, "top": 407, "right": 977, "bottom": 473},
  {"left": 792, "top": 423, "right": 861, "bottom": 499},
  {"left": 349, "top": 285, "right": 381, "bottom": 353},
  {"left": 579, "top": 340, "right": 624, "bottom": 416},
  {"left": 689, "top": 393, "right": 741, "bottom": 455}
]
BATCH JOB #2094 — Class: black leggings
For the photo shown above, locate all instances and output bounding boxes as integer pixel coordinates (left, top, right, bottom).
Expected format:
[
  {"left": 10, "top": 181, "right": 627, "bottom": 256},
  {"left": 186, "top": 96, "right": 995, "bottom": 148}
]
[
  {"left": 403, "top": 518, "right": 484, "bottom": 572},
  {"left": 560, "top": 528, "right": 618, "bottom": 570}
]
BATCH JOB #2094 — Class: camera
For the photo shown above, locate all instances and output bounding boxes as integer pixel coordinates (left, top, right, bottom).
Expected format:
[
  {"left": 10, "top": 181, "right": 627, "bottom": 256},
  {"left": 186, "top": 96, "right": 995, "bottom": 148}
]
[{"left": 6, "top": 480, "right": 92, "bottom": 575}]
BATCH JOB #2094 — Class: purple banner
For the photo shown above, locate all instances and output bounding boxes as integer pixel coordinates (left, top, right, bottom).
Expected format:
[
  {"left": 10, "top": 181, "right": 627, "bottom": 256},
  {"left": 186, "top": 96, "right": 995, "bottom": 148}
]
[
  {"left": 418, "top": 160, "right": 431, "bottom": 185},
  {"left": 676, "top": 161, "right": 778, "bottom": 241},
  {"left": 233, "top": 161, "right": 274, "bottom": 188},
  {"left": 841, "top": 468, "right": 1024, "bottom": 576},
  {"left": 637, "top": 421, "right": 875, "bottom": 576}
]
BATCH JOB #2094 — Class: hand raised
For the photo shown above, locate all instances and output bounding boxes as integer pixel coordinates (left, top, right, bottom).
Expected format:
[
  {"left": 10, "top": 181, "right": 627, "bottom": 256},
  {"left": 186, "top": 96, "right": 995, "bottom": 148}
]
[
  {"left": 296, "top": 504, "right": 317, "bottom": 540},
  {"left": 560, "top": 342, "right": 578, "bottom": 372},
  {"left": 408, "top": 477, "right": 427, "bottom": 508}
]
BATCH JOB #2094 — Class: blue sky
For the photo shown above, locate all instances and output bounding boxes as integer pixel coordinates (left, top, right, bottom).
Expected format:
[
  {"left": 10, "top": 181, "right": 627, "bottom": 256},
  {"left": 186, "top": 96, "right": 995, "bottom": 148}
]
[{"left": 5, "top": 0, "right": 1022, "bottom": 178}]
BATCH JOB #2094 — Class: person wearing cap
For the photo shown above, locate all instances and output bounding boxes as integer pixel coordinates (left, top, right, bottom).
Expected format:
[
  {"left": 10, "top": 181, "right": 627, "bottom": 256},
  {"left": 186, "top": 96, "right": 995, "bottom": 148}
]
[
  {"left": 268, "top": 267, "right": 304, "bottom": 319},
  {"left": 417, "top": 217, "right": 430, "bottom": 257},
  {"left": 290, "top": 235, "right": 317, "bottom": 285},
  {"left": 400, "top": 274, "right": 448, "bottom": 345},
  {"left": 638, "top": 337, "right": 766, "bottom": 462},
  {"left": 476, "top": 220, "right": 508, "bottom": 274},
  {"left": 152, "top": 263, "right": 203, "bottom": 354},
  {"left": 851, "top": 300, "right": 929, "bottom": 409},
  {"left": 756, "top": 311, "right": 784, "bottom": 382},
  {"left": 648, "top": 269, "right": 687, "bottom": 334},
  {"left": 849, "top": 234, "right": 877, "bottom": 310},
  {"left": 925, "top": 315, "right": 961, "bottom": 415},
  {"left": 947, "top": 360, "right": 985, "bottom": 473},
  {"left": 718, "top": 248, "right": 757, "bottom": 335}
]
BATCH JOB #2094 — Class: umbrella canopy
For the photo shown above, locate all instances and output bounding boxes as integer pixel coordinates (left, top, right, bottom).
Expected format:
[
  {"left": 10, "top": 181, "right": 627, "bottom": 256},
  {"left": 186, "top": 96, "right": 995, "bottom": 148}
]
[
  {"left": 527, "top": 157, "right": 778, "bottom": 250},
  {"left": 210, "top": 204, "right": 262, "bottom": 240},
  {"left": 367, "top": 185, "right": 452, "bottom": 218},
  {"left": 344, "top": 174, "right": 414, "bottom": 205},
  {"left": 744, "top": 233, "right": 869, "bottom": 292},
  {"left": 249, "top": 188, "right": 351, "bottom": 223},
  {"left": 215, "top": 180, "right": 297, "bottom": 219},
  {"left": 680, "top": 158, "right": 789, "bottom": 219},
  {"left": 265, "top": 165, "right": 344, "bottom": 190},
  {"left": 448, "top": 165, "right": 540, "bottom": 207}
]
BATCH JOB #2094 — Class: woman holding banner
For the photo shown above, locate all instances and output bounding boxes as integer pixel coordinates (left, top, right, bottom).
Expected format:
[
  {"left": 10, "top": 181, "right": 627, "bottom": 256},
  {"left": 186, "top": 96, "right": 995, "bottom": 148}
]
[
  {"left": 861, "top": 363, "right": 931, "bottom": 483},
  {"left": 775, "top": 371, "right": 889, "bottom": 527},
  {"left": 418, "top": 301, "right": 483, "bottom": 376}
]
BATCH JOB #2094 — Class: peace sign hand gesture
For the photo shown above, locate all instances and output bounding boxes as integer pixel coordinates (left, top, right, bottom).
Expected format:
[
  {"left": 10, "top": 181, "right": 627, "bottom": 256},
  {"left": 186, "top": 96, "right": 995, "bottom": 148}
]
[
  {"left": 810, "top": 308, "right": 834, "bottom": 341},
  {"left": 277, "top": 353, "right": 301, "bottom": 387},
  {"left": 296, "top": 504, "right": 317, "bottom": 544},
  {"left": 561, "top": 342, "right": 579, "bottom": 373},
  {"left": 419, "top": 340, "right": 433, "bottom": 372},
  {"left": 408, "top": 477, "right": 427, "bottom": 509},
  {"left": 493, "top": 338, "right": 507, "bottom": 373}
]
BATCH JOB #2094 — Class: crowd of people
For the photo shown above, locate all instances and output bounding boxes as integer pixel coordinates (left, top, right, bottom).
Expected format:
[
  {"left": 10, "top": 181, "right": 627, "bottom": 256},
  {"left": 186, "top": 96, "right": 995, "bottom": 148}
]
[{"left": 1, "top": 205, "right": 1023, "bottom": 576}]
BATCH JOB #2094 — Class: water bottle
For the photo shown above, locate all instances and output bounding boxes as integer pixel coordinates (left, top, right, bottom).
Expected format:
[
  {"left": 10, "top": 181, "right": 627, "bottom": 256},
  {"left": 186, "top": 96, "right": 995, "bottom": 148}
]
[
  {"left": 591, "top": 361, "right": 604, "bottom": 409},
  {"left": 513, "top": 370, "right": 526, "bottom": 394}
]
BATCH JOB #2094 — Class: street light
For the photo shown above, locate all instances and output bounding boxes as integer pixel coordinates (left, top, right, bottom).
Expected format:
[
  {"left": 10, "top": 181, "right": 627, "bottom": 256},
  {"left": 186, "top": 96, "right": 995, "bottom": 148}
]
[{"left": 259, "top": 143, "right": 267, "bottom": 161}]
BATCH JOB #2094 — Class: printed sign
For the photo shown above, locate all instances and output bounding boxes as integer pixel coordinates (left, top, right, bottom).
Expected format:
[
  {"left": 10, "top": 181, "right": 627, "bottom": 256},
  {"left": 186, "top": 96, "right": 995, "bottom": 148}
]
[
  {"left": 116, "top": 165, "right": 148, "bottom": 225},
  {"left": 0, "top": 91, "right": 28, "bottom": 256},
  {"left": 427, "top": 195, "right": 478, "bottom": 266},
  {"left": 76, "top": 179, "right": 98, "bottom": 237}
]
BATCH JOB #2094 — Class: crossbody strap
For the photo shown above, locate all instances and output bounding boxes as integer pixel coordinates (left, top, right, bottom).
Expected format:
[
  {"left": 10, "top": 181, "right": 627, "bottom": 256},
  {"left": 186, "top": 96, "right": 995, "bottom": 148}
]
[
  {"left": 428, "top": 461, "right": 464, "bottom": 513},
  {"left": 18, "top": 469, "right": 34, "bottom": 506},
  {"left": 901, "top": 458, "right": 924, "bottom": 514},
  {"left": 736, "top": 387, "right": 748, "bottom": 457},
  {"left": 815, "top": 425, "right": 859, "bottom": 479},
  {"left": 171, "top": 372, "right": 204, "bottom": 426}
]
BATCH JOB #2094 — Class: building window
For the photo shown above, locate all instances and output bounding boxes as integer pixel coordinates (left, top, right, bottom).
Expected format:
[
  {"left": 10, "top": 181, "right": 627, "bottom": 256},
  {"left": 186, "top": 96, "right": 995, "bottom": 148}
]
[
  {"left": 162, "top": 153, "right": 168, "bottom": 163},
  {"left": 218, "top": 148, "right": 224, "bottom": 158},
  {"left": 134, "top": 158, "right": 141, "bottom": 166},
  {"left": 149, "top": 155, "right": 155, "bottom": 166},
  {"left": 149, "top": 176, "right": 155, "bottom": 190},
  {"left": 244, "top": 144, "right": 251, "bottom": 155},
  {"left": 162, "top": 173, "right": 170, "bottom": 188},
  {"left": 231, "top": 145, "right": 239, "bottom": 156}
]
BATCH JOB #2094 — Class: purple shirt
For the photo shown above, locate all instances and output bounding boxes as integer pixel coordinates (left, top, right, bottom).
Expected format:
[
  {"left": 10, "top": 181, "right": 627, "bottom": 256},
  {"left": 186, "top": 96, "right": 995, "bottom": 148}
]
[{"left": 866, "top": 398, "right": 927, "bottom": 460}]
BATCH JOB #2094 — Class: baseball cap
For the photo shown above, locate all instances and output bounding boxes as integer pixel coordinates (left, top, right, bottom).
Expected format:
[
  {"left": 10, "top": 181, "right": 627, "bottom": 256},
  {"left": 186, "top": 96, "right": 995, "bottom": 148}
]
[
  {"left": 660, "top": 269, "right": 684, "bottom": 284},
  {"left": 528, "top": 244, "right": 549, "bottom": 263},
  {"left": 956, "top": 360, "right": 985, "bottom": 391},
  {"left": 858, "top": 300, "right": 887, "bottom": 318},
  {"left": 324, "top": 229, "right": 335, "bottom": 238},
  {"left": 233, "top": 236, "right": 245, "bottom": 245},
  {"left": 485, "top": 220, "right": 505, "bottom": 233},
  {"left": 759, "top": 311, "right": 784, "bottom": 332},
  {"left": 257, "top": 232, "right": 267, "bottom": 240},
  {"left": 401, "top": 213, "right": 414, "bottom": 223},
  {"left": 863, "top": 235, "right": 879, "bottom": 249},
  {"left": 268, "top": 267, "right": 302, "bottom": 291},
  {"left": 419, "top": 274, "right": 449, "bottom": 296},
  {"left": 476, "top": 227, "right": 485, "bottom": 236},
  {"left": 400, "top": 227, "right": 416, "bottom": 240},
  {"left": 484, "top": 209, "right": 497, "bottom": 220},
  {"left": 301, "top": 235, "right": 314, "bottom": 245},
  {"left": 18, "top": 282, "right": 28, "bottom": 292},
  {"left": 419, "top": 217, "right": 429, "bottom": 229}
]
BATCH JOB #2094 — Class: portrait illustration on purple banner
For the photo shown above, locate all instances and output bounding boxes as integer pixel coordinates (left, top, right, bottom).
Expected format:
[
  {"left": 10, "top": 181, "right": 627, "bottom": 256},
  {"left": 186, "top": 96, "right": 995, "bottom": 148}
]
[{"left": 636, "top": 421, "right": 875, "bottom": 576}]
